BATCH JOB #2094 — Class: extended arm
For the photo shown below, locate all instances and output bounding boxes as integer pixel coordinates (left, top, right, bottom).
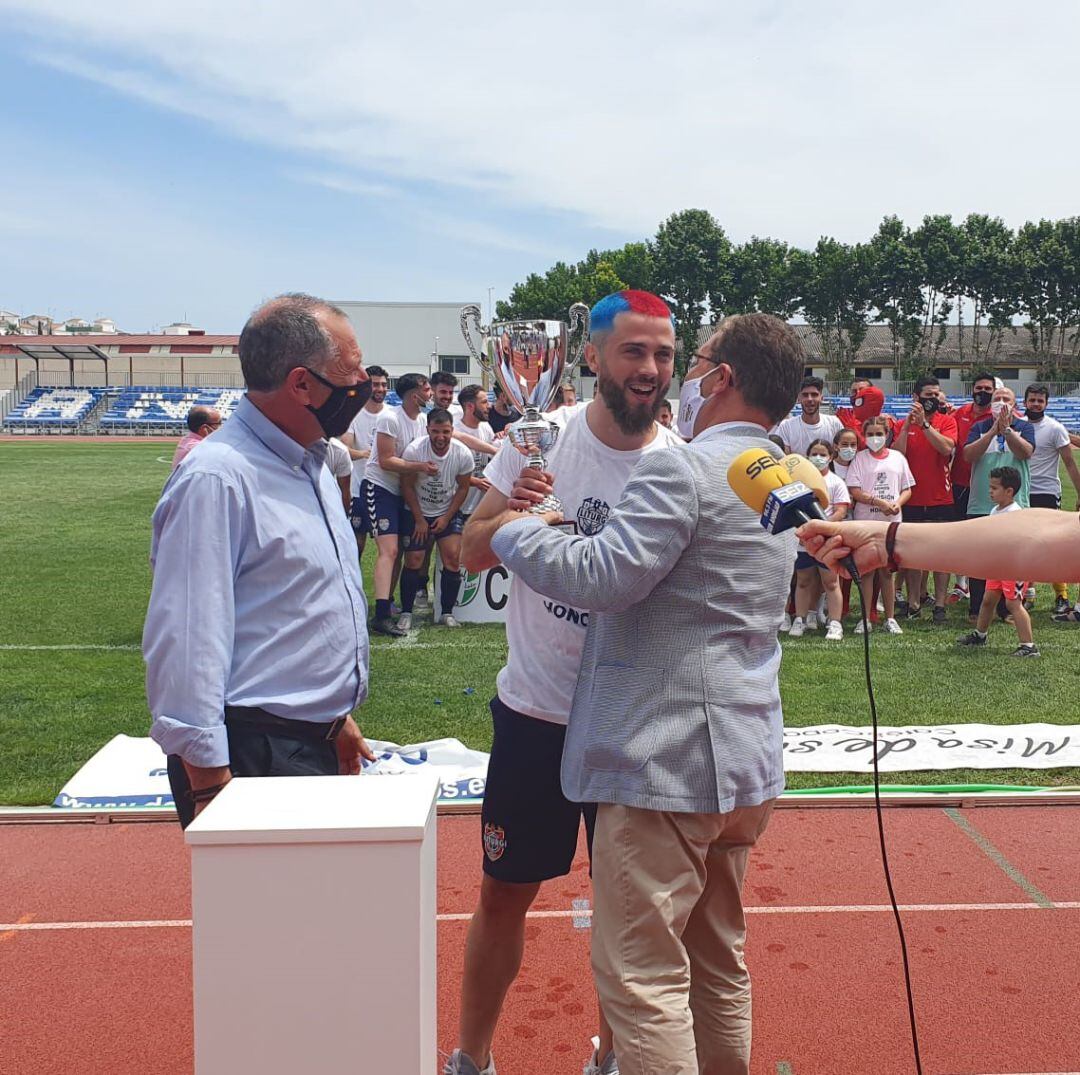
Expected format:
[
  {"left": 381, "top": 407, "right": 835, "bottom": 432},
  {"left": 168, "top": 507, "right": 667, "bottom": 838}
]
[{"left": 797, "top": 510, "right": 1080, "bottom": 581}]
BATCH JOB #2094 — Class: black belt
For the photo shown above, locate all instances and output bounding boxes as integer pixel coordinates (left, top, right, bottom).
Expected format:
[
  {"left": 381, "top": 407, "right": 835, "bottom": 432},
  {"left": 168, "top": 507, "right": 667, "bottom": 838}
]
[{"left": 224, "top": 705, "right": 347, "bottom": 742}]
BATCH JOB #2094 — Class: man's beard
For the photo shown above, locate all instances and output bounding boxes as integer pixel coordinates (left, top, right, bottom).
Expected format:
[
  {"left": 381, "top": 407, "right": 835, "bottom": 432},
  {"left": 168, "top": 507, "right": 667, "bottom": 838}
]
[{"left": 597, "top": 371, "right": 669, "bottom": 435}]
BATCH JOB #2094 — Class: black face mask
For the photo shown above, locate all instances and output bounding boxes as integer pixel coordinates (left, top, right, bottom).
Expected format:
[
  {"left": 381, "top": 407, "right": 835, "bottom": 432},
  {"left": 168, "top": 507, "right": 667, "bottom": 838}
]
[
  {"left": 304, "top": 366, "right": 372, "bottom": 438},
  {"left": 920, "top": 396, "right": 938, "bottom": 415},
  {"left": 1025, "top": 403, "right": 1045, "bottom": 420},
  {"left": 973, "top": 389, "right": 993, "bottom": 407}
]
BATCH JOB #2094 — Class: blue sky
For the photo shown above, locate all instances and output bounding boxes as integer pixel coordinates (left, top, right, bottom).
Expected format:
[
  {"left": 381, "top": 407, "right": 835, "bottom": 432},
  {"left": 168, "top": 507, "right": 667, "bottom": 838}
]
[{"left": 3, "top": 1, "right": 1080, "bottom": 333}]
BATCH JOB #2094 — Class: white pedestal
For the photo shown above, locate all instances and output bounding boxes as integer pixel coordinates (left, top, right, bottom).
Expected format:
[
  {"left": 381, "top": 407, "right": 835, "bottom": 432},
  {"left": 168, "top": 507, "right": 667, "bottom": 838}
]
[{"left": 185, "top": 773, "right": 439, "bottom": 1074}]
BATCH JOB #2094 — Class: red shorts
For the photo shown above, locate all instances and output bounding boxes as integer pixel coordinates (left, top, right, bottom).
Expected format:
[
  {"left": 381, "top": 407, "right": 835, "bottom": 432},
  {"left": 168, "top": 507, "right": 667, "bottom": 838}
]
[{"left": 986, "top": 579, "right": 1030, "bottom": 601}]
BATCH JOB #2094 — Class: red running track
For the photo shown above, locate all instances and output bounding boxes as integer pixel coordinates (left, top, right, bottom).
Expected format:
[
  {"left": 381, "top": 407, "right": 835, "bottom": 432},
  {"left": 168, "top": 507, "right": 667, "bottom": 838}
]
[{"left": 2, "top": 805, "right": 1079, "bottom": 1074}]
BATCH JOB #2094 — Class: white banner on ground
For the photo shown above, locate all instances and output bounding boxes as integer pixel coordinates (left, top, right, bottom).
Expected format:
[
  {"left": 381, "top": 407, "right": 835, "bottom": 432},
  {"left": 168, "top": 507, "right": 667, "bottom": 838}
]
[
  {"left": 783, "top": 724, "right": 1079, "bottom": 771},
  {"left": 53, "top": 734, "right": 490, "bottom": 809},
  {"left": 51, "top": 724, "right": 1080, "bottom": 810}
]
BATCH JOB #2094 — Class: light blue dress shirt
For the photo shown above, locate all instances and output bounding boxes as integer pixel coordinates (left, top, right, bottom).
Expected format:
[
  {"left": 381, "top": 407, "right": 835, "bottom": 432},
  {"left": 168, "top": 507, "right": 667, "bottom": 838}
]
[{"left": 143, "top": 396, "right": 369, "bottom": 768}]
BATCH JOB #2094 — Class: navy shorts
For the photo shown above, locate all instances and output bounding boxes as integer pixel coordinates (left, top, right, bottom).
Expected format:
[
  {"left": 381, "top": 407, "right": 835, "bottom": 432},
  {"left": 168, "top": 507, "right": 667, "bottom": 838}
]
[
  {"left": 795, "top": 549, "right": 824, "bottom": 571},
  {"left": 361, "top": 480, "right": 410, "bottom": 539},
  {"left": 480, "top": 696, "right": 596, "bottom": 884},
  {"left": 904, "top": 504, "right": 953, "bottom": 523},
  {"left": 403, "top": 511, "right": 467, "bottom": 552}
]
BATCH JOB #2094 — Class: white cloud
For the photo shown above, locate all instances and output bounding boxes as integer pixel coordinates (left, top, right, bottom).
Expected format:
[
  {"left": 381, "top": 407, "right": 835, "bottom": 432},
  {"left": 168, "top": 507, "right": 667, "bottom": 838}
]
[{"left": 4, "top": 0, "right": 1080, "bottom": 244}]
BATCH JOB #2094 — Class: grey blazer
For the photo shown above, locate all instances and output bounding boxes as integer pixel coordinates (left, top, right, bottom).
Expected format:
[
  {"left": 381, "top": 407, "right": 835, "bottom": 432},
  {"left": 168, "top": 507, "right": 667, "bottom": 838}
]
[{"left": 490, "top": 423, "right": 794, "bottom": 815}]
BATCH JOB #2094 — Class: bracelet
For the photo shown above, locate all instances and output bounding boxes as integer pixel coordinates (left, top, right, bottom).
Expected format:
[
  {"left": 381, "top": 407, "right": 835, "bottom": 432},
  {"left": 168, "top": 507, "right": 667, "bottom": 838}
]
[
  {"left": 189, "top": 780, "right": 231, "bottom": 804},
  {"left": 885, "top": 522, "right": 901, "bottom": 572}
]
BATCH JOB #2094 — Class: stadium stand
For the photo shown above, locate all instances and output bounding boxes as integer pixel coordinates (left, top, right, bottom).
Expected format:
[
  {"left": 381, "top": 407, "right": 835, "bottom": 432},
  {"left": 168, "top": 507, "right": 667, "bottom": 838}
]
[
  {"left": 2, "top": 385, "right": 1076, "bottom": 434},
  {"left": 97, "top": 387, "right": 243, "bottom": 433},
  {"left": 3, "top": 386, "right": 107, "bottom": 432}
]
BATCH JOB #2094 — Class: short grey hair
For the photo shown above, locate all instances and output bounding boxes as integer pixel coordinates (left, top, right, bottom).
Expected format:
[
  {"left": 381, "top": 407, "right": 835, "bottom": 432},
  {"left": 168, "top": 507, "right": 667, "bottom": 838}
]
[{"left": 238, "top": 293, "right": 347, "bottom": 392}]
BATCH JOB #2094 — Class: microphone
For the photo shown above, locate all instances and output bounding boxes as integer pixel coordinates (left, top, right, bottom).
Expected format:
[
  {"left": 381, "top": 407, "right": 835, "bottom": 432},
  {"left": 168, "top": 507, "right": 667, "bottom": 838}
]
[{"left": 727, "top": 448, "right": 861, "bottom": 582}]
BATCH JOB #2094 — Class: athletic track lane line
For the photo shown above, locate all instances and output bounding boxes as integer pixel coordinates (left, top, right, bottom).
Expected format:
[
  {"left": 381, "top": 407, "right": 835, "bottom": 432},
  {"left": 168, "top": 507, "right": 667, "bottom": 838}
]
[
  {"left": 942, "top": 806, "right": 1055, "bottom": 908},
  {"left": 4, "top": 901, "right": 1080, "bottom": 933}
]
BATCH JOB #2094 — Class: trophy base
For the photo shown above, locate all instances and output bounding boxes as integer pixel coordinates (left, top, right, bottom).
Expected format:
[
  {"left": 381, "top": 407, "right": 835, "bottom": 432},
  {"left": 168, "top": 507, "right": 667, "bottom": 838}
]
[{"left": 527, "top": 494, "right": 562, "bottom": 516}]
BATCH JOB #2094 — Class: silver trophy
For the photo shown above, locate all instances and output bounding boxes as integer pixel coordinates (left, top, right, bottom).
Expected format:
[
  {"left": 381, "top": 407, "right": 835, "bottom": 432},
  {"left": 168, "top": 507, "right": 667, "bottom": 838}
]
[{"left": 460, "top": 302, "right": 590, "bottom": 514}]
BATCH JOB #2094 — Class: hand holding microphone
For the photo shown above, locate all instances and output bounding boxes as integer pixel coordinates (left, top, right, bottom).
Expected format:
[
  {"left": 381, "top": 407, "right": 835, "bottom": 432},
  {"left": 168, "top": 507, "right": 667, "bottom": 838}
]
[{"left": 726, "top": 448, "right": 861, "bottom": 581}]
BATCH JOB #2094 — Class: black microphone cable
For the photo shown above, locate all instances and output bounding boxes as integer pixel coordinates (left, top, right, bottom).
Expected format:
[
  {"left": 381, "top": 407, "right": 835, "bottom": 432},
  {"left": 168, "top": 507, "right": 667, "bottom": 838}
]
[{"left": 854, "top": 570, "right": 924, "bottom": 1075}]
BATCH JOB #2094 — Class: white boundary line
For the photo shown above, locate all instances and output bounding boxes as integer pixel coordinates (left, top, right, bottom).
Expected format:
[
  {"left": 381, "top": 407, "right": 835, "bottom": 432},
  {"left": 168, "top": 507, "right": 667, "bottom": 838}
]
[{"left": 4, "top": 901, "right": 1080, "bottom": 933}]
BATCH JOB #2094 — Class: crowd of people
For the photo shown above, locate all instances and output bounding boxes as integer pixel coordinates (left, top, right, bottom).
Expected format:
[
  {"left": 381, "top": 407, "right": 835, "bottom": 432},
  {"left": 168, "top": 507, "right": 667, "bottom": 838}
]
[
  {"left": 143, "top": 289, "right": 1080, "bottom": 1075},
  {"left": 770, "top": 372, "right": 1080, "bottom": 656}
]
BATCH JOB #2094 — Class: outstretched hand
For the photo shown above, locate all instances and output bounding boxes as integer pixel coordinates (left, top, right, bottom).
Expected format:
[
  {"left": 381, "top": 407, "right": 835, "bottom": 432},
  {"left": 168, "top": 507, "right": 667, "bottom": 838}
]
[{"left": 796, "top": 519, "right": 890, "bottom": 579}]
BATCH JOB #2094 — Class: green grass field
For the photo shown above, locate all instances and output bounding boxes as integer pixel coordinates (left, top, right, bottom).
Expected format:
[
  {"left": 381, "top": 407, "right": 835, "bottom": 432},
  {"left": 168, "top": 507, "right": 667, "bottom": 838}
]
[{"left": 2, "top": 440, "right": 1079, "bottom": 805}]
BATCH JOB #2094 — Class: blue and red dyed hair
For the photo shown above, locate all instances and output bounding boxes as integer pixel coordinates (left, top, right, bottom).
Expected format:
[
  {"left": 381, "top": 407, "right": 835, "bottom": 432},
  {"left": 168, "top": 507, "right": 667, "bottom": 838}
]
[{"left": 589, "top": 290, "right": 675, "bottom": 337}]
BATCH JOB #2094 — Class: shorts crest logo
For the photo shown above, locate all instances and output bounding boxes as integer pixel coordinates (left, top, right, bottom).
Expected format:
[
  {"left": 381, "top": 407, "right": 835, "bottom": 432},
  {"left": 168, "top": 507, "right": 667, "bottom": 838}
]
[
  {"left": 576, "top": 496, "right": 610, "bottom": 536},
  {"left": 483, "top": 822, "right": 507, "bottom": 862}
]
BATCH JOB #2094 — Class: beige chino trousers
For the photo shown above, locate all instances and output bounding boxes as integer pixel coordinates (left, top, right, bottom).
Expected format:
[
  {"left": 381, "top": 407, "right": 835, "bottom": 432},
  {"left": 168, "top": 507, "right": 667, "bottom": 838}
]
[{"left": 591, "top": 800, "right": 775, "bottom": 1075}]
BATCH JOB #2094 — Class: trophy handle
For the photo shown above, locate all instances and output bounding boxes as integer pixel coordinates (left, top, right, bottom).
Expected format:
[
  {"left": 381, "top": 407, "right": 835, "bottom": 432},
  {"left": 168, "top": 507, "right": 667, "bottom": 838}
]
[
  {"left": 565, "top": 302, "right": 590, "bottom": 374},
  {"left": 459, "top": 304, "right": 493, "bottom": 372}
]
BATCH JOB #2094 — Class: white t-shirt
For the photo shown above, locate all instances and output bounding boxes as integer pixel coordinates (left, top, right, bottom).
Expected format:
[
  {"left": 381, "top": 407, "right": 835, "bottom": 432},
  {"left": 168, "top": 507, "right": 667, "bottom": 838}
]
[
  {"left": 823, "top": 470, "right": 851, "bottom": 518},
  {"left": 324, "top": 437, "right": 352, "bottom": 480},
  {"left": 832, "top": 460, "right": 851, "bottom": 482},
  {"left": 1027, "top": 416, "right": 1072, "bottom": 496},
  {"left": 453, "top": 417, "right": 497, "bottom": 515},
  {"left": 990, "top": 500, "right": 1022, "bottom": 516},
  {"left": 401, "top": 436, "right": 474, "bottom": 517},
  {"left": 775, "top": 413, "right": 843, "bottom": 457},
  {"left": 345, "top": 405, "right": 384, "bottom": 497},
  {"left": 846, "top": 448, "right": 916, "bottom": 521},
  {"left": 485, "top": 406, "right": 686, "bottom": 725},
  {"left": 364, "top": 407, "right": 427, "bottom": 494}
]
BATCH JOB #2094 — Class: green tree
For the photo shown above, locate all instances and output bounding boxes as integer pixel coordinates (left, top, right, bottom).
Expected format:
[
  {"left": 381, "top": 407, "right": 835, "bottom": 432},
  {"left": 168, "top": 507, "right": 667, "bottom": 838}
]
[
  {"left": 795, "top": 238, "right": 873, "bottom": 381},
  {"left": 911, "top": 214, "right": 963, "bottom": 366},
  {"left": 727, "top": 237, "right": 801, "bottom": 317},
  {"left": 957, "top": 214, "right": 1018, "bottom": 371},
  {"left": 1015, "top": 217, "right": 1080, "bottom": 380},
  {"left": 866, "top": 216, "right": 925, "bottom": 374},
  {"left": 652, "top": 209, "right": 730, "bottom": 368}
]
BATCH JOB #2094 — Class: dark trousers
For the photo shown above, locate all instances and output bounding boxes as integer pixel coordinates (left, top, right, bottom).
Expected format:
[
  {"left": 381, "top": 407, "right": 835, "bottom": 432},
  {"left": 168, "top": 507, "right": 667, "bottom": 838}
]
[{"left": 168, "top": 719, "right": 338, "bottom": 829}]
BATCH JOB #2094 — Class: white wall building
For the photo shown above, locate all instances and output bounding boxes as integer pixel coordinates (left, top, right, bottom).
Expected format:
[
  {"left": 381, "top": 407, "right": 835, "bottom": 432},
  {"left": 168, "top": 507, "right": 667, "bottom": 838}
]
[{"left": 334, "top": 300, "right": 483, "bottom": 383}]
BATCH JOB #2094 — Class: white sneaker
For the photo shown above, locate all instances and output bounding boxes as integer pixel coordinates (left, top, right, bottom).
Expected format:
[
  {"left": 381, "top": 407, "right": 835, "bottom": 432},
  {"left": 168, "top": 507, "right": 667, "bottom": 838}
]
[
  {"left": 825, "top": 620, "right": 843, "bottom": 641},
  {"left": 816, "top": 594, "right": 828, "bottom": 620},
  {"left": 780, "top": 613, "right": 792, "bottom": 633},
  {"left": 854, "top": 619, "right": 872, "bottom": 635},
  {"left": 805, "top": 611, "right": 819, "bottom": 631},
  {"left": 883, "top": 617, "right": 904, "bottom": 635},
  {"left": 583, "top": 1037, "right": 619, "bottom": 1075},
  {"left": 444, "top": 1049, "right": 496, "bottom": 1075},
  {"left": 788, "top": 617, "right": 806, "bottom": 638},
  {"left": 414, "top": 590, "right": 431, "bottom": 611},
  {"left": 439, "top": 614, "right": 461, "bottom": 628},
  {"left": 396, "top": 612, "right": 412, "bottom": 632}
]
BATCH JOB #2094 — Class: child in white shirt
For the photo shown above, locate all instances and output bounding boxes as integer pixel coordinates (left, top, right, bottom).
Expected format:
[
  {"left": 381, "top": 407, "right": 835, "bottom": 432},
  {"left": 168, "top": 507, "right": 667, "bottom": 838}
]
[
  {"left": 957, "top": 466, "right": 1039, "bottom": 657},
  {"left": 845, "top": 416, "right": 915, "bottom": 634},
  {"left": 790, "top": 439, "right": 851, "bottom": 641}
]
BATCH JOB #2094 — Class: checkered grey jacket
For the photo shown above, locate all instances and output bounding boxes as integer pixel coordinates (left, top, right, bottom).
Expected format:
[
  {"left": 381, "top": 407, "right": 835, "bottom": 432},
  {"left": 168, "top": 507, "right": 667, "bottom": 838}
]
[{"left": 490, "top": 423, "right": 793, "bottom": 814}]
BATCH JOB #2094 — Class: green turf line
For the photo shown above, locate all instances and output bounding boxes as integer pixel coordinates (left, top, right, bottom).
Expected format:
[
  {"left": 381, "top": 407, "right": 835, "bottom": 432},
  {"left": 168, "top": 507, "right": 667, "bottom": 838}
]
[{"left": 785, "top": 783, "right": 1080, "bottom": 795}]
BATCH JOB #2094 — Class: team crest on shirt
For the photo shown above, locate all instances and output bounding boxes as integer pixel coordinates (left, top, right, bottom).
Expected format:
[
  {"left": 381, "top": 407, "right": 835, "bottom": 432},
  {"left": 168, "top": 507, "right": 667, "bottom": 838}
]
[
  {"left": 483, "top": 823, "right": 507, "bottom": 862},
  {"left": 576, "top": 496, "right": 611, "bottom": 536}
]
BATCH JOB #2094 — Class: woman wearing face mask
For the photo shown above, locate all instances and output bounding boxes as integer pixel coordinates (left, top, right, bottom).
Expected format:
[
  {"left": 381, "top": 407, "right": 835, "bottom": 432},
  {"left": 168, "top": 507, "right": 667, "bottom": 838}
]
[
  {"left": 788, "top": 439, "right": 851, "bottom": 641},
  {"left": 844, "top": 416, "right": 915, "bottom": 634}
]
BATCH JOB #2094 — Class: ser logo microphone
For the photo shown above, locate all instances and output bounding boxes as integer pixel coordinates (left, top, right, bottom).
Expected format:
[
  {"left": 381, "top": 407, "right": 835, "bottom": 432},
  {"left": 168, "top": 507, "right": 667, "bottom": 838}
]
[{"left": 742, "top": 453, "right": 781, "bottom": 480}]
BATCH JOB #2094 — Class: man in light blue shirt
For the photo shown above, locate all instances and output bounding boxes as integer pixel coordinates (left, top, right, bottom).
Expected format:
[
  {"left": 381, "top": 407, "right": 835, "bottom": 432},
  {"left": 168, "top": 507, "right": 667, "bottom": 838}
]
[{"left": 143, "top": 293, "right": 374, "bottom": 827}]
